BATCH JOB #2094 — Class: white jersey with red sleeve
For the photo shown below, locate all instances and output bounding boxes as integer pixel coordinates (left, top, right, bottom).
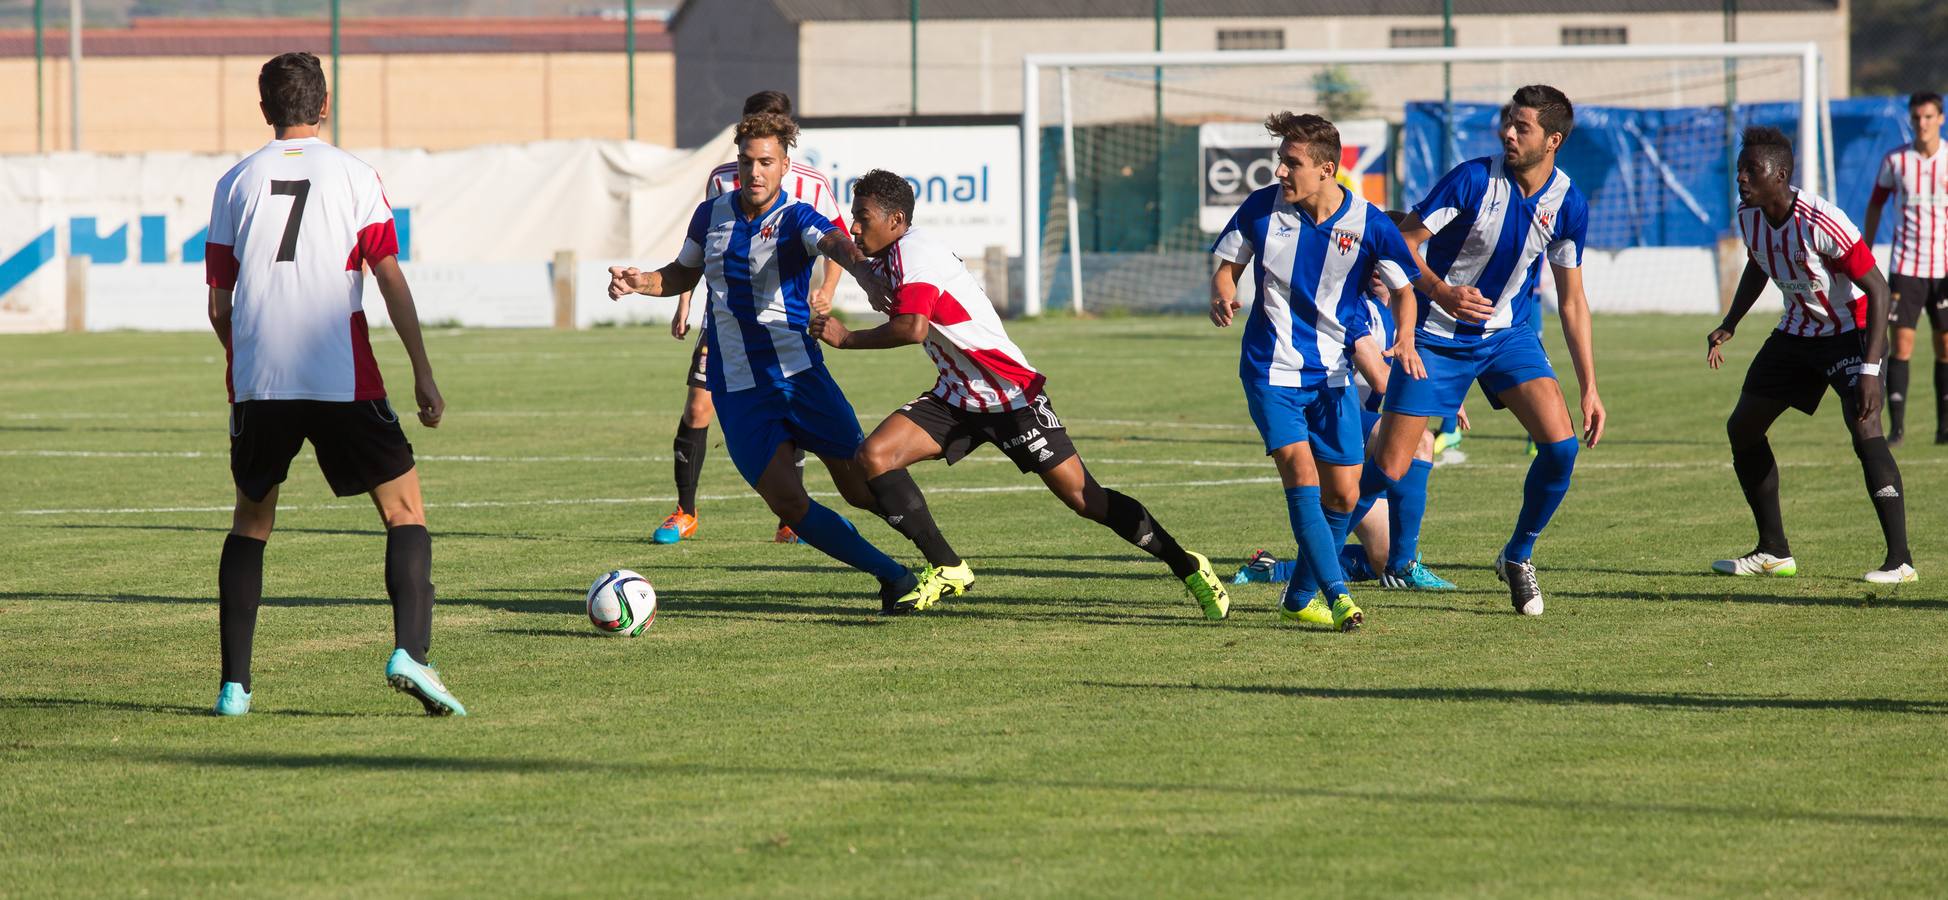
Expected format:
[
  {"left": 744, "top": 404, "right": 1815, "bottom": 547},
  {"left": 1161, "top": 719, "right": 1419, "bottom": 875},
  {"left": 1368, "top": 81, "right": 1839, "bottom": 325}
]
[
  {"left": 1738, "top": 191, "right": 1877, "bottom": 338},
  {"left": 205, "top": 137, "right": 399, "bottom": 402},
  {"left": 705, "top": 161, "right": 848, "bottom": 234},
  {"left": 880, "top": 228, "right": 1044, "bottom": 411},
  {"left": 1871, "top": 143, "right": 1948, "bottom": 278}
]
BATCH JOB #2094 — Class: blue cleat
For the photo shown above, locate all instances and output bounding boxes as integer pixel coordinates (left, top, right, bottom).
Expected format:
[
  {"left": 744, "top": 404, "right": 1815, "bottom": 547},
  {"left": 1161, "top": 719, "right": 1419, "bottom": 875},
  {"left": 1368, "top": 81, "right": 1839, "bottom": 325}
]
[
  {"left": 385, "top": 649, "right": 467, "bottom": 717},
  {"left": 212, "top": 681, "right": 251, "bottom": 717},
  {"left": 1380, "top": 560, "right": 1457, "bottom": 591},
  {"left": 1231, "top": 549, "right": 1279, "bottom": 584}
]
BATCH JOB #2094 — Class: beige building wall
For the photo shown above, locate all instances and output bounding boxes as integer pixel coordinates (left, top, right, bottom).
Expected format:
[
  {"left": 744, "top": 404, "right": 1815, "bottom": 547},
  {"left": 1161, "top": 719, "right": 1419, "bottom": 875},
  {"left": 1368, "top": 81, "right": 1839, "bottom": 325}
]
[
  {"left": 0, "top": 51, "right": 673, "bottom": 154},
  {"left": 798, "top": 12, "right": 1846, "bottom": 125}
]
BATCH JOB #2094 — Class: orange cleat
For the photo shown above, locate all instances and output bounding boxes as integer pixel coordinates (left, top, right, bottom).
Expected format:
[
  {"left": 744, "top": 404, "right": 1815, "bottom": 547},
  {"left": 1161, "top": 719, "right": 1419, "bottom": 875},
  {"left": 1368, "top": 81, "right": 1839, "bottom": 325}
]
[
  {"left": 773, "top": 524, "right": 802, "bottom": 544},
  {"left": 651, "top": 510, "right": 698, "bottom": 544}
]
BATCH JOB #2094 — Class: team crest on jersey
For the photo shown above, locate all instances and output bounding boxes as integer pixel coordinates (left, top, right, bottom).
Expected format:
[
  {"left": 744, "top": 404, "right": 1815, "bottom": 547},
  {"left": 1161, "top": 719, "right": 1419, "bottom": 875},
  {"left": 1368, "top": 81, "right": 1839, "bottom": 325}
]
[
  {"left": 1535, "top": 208, "right": 1555, "bottom": 231},
  {"left": 760, "top": 225, "right": 775, "bottom": 240},
  {"left": 1332, "top": 229, "right": 1358, "bottom": 255}
]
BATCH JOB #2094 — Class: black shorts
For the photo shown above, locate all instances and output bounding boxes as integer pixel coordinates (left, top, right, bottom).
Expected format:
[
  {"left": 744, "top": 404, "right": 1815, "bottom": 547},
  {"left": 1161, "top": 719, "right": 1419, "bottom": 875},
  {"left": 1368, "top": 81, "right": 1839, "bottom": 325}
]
[
  {"left": 895, "top": 392, "right": 1078, "bottom": 475},
  {"left": 686, "top": 341, "right": 709, "bottom": 389},
  {"left": 1741, "top": 330, "right": 1868, "bottom": 416},
  {"left": 229, "top": 399, "right": 416, "bottom": 502},
  {"left": 1888, "top": 274, "right": 1948, "bottom": 331}
]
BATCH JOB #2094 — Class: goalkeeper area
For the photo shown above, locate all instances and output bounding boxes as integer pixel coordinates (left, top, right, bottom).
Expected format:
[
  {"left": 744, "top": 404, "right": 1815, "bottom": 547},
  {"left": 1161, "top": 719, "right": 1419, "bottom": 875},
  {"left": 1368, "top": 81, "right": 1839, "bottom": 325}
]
[
  {"left": 1024, "top": 43, "right": 1846, "bottom": 315},
  {"left": 4, "top": 317, "right": 1947, "bottom": 895}
]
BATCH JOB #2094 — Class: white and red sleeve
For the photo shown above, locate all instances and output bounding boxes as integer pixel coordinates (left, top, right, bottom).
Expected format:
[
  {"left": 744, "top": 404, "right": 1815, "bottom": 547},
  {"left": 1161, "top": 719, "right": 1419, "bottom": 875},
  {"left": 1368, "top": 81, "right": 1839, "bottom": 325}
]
[
  {"left": 205, "top": 177, "right": 240, "bottom": 289},
  {"left": 346, "top": 171, "right": 398, "bottom": 271},
  {"left": 1810, "top": 201, "right": 1875, "bottom": 280}
]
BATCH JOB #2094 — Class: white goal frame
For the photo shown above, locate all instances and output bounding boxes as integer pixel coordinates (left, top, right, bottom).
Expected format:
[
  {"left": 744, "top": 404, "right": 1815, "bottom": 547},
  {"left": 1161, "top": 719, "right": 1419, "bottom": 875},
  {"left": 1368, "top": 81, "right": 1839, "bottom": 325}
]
[{"left": 1021, "top": 42, "right": 1831, "bottom": 317}]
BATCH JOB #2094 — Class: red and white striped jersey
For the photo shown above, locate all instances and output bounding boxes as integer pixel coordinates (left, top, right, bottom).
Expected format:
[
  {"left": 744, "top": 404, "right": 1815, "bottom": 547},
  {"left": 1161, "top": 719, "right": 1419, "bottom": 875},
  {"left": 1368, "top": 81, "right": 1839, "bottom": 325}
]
[
  {"left": 1738, "top": 191, "right": 1878, "bottom": 338},
  {"left": 1872, "top": 143, "right": 1948, "bottom": 278},
  {"left": 206, "top": 137, "right": 399, "bottom": 403},
  {"left": 878, "top": 228, "right": 1044, "bottom": 411},
  {"left": 705, "top": 161, "right": 848, "bottom": 234}
]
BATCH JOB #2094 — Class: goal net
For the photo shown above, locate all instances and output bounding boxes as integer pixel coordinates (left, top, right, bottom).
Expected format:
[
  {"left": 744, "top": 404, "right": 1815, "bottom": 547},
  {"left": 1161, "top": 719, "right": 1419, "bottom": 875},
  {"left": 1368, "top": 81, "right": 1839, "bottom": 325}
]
[{"left": 1022, "top": 43, "right": 1831, "bottom": 317}]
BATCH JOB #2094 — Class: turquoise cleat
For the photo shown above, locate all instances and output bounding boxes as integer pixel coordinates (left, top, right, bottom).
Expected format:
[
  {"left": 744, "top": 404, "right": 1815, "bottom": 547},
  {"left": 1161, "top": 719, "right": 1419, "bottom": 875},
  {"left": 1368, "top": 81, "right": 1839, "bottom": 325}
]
[
  {"left": 385, "top": 649, "right": 467, "bottom": 717},
  {"left": 212, "top": 681, "right": 251, "bottom": 717},
  {"left": 1380, "top": 560, "right": 1457, "bottom": 591}
]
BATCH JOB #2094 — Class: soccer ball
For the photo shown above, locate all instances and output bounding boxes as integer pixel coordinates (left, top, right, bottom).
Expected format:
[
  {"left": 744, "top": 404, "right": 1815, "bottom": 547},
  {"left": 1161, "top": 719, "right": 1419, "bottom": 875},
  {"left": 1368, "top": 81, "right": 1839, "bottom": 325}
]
[{"left": 587, "top": 569, "right": 657, "bottom": 637}]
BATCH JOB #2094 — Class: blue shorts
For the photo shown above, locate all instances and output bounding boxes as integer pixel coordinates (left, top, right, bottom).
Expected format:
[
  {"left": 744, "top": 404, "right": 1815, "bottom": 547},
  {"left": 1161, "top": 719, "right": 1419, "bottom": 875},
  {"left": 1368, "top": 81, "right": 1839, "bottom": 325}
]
[
  {"left": 1385, "top": 326, "right": 1556, "bottom": 418},
  {"left": 1242, "top": 380, "right": 1364, "bottom": 466},
  {"left": 712, "top": 366, "right": 865, "bottom": 486}
]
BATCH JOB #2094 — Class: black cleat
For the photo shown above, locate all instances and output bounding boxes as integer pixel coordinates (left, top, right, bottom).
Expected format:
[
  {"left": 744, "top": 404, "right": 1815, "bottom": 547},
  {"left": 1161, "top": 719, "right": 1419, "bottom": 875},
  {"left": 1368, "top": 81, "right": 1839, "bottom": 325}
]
[{"left": 878, "top": 571, "right": 920, "bottom": 616}]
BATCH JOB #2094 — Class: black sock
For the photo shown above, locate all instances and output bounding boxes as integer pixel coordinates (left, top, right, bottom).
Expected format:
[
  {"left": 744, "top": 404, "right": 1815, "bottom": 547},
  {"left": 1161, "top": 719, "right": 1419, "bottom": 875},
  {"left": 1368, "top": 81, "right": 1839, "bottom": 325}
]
[
  {"left": 385, "top": 525, "right": 435, "bottom": 665},
  {"left": 219, "top": 534, "right": 265, "bottom": 691},
  {"left": 672, "top": 422, "right": 708, "bottom": 516},
  {"left": 1935, "top": 362, "right": 1948, "bottom": 435},
  {"left": 864, "top": 470, "right": 960, "bottom": 567},
  {"left": 1730, "top": 438, "right": 1791, "bottom": 557},
  {"left": 1887, "top": 358, "right": 1909, "bottom": 436},
  {"left": 1854, "top": 436, "right": 1912, "bottom": 568},
  {"left": 1098, "top": 488, "right": 1197, "bottom": 579}
]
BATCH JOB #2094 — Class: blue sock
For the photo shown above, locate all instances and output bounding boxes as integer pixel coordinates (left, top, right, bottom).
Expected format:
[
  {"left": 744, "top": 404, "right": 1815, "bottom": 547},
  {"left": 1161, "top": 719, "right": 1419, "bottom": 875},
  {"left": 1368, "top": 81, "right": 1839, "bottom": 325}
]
[
  {"left": 1385, "top": 459, "right": 1434, "bottom": 572},
  {"left": 790, "top": 501, "right": 908, "bottom": 583},
  {"left": 1269, "top": 559, "right": 1299, "bottom": 584},
  {"left": 1323, "top": 504, "right": 1354, "bottom": 547},
  {"left": 1348, "top": 493, "right": 1377, "bottom": 532},
  {"left": 1439, "top": 415, "right": 1459, "bottom": 435},
  {"left": 1504, "top": 437, "right": 1578, "bottom": 562},
  {"left": 1340, "top": 543, "right": 1376, "bottom": 582},
  {"left": 1285, "top": 486, "right": 1347, "bottom": 600}
]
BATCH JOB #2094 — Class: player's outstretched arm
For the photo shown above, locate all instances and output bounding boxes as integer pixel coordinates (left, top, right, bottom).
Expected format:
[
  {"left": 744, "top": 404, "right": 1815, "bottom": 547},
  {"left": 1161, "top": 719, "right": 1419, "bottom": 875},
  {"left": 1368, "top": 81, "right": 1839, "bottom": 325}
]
[
  {"left": 1397, "top": 215, "right": 1493, "bottom": 322},
  {"left": 370, "top": 255, "right": 443, "bottom": 428},
  {"left": 1210, "top": 261, "right": 1245, "bottom": 327},
  {"left": 815, "top": 231, "right": 895, "bottom": 311},
  {"left": 810, "top": 312, "right": 926, "bottom": 351},
  {"left": 1551, "top": 263, "right": 1605, "bottom": 447},
  {"left": 1707, "top": 260, "right": 1769, "bottom": 370},
  {"left": 608, "top": 262, "right": 703, "bottom": 300}
]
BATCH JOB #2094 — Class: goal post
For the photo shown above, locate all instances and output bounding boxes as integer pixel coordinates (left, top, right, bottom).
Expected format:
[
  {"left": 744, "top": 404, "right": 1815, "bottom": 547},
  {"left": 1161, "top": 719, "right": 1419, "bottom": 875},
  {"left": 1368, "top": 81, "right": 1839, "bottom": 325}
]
[{"left": 1020, "top": 42, "right": 1829, "bottom": 317}]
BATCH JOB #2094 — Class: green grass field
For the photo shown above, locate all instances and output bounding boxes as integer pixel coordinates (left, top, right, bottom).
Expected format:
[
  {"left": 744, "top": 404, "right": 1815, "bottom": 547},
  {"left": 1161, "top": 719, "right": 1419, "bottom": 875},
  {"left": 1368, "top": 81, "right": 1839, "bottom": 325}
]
[{"left": 4, "top": 315, "right": 1947, "bottom": 897}]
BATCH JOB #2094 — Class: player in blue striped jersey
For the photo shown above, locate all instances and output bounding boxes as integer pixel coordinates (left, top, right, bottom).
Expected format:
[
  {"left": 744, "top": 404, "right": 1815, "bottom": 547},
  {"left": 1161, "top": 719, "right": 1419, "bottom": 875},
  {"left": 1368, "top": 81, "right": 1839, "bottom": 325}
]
[
  {"left": 1210, "top": 112, "right": 1423, "bottom": 632},
  {"left": 609, "top": 113, "right": 927, "bottom": 611},
  {"left": 1362, "top": 85, "right": 1608, "bottom": 616}
]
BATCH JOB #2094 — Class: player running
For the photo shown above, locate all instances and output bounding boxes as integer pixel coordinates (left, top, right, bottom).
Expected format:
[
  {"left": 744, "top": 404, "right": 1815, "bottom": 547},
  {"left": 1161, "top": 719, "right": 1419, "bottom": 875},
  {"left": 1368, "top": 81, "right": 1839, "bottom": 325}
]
[
  {"left": 1210, "top": 112, "right": 1422, "bottom": 632},
  {"left": 808, "top": 170, "right": 1233, "bottom": 618},
  {"left": 205, "top": 52, "right": 463, "bottom": 716},
  {"left": 1361, "top": 84, "right": 1606, "bottom": 616},
  {"left": 656, "top": 90, "right": 846, "bottom": 546},
  {"left": 609, "top": 113, "right": 925, "bottom": 610},
  {"left": 1863, "top": 91, "right": 1948, "bottom": 445},
  {"left": 1706, "top": 126, "right": 1915, "bottom": 584}
]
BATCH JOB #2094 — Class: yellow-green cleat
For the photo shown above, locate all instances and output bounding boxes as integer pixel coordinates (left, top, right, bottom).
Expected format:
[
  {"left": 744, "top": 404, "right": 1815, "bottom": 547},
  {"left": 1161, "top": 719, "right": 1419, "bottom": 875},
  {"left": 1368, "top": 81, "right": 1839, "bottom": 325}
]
[
  {"left": 1279, "top": 590, "right": 1335, "bottom": 626},
  {"left": 1184, "top": 551, "right": 1231, "bottom": 620},
  {"left": 901, "top": 562, "right": 976, "bottom": 612},
  {"left": 1330, "top": 594, "right": 1363, "bottom": 632}
]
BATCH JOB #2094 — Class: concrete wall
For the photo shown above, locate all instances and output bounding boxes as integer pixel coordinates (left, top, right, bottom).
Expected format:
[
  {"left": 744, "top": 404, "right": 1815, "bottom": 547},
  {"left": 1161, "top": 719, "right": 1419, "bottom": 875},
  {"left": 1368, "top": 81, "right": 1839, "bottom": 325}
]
[
  {"left": 0, "top": 51, "right": 674, "bottom": 154},
  {"left": 673, "top": 0, "right": 798, "bottom": 147},
  {"left": 794, "top": 11, "right": 1848, "bottom": 124}
]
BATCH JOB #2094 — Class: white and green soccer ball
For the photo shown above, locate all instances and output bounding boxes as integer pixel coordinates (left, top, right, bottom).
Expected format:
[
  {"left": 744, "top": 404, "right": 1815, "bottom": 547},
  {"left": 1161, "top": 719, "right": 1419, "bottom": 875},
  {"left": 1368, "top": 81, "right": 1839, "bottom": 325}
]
[{"left": 586, "top": 569, "right": 657, "bottom": 637}]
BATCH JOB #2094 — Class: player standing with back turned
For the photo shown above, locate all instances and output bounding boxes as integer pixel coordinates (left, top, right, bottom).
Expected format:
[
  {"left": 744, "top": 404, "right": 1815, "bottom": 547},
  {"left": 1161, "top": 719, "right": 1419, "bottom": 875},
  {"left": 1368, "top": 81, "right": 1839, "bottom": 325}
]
[{"left": 206, "top": 52, "right": 464, "bottom": 716}]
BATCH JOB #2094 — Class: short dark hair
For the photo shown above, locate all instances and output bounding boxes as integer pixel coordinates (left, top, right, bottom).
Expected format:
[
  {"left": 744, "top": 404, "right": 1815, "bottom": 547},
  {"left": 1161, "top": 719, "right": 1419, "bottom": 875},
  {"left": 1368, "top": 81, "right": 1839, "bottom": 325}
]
[
  {"left": 742, "top": 90, "right": 793, "bottom": 118},
  {"left": 1506, "top": 84, "right": 1574, "bottom": 140},
  {"left": 734, "top": 112, "right": 798, "bottom": 152},
  {"left": 1910, "top": 91, "right": 1943, "bottom": 114},
  {"left": 258, "top": 52, "right": 327, "bottom": 128},
  {"left": 852, "top": 169, "right": 916, "bottom": 223},
  {"left": 1740, "top": 125, "right": 1795, "bottom": 177},
  {"left": 1263, "top": 111, "right": 1340, "bottom": 168}
]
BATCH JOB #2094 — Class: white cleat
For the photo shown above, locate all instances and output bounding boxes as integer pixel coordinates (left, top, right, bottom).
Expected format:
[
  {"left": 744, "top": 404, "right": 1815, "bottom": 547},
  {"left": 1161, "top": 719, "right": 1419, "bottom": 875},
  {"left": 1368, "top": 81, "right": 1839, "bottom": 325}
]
[
  {"left": 1864, "top": 563, "right": 1918, "bottom": 585},
  {"left": 1710, "top": 551, "right": 1797, "bottom": 577},
  {"left": 1495, "top": 553, "right": 1544, "bottom": 616}
]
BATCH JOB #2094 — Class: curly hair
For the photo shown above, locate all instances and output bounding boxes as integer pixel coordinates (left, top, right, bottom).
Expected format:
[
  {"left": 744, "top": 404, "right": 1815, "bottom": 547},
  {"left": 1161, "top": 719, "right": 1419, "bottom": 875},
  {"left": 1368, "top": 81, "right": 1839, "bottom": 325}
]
[{"left": 734, "top": 112, "right": 798, "bottom": 151}]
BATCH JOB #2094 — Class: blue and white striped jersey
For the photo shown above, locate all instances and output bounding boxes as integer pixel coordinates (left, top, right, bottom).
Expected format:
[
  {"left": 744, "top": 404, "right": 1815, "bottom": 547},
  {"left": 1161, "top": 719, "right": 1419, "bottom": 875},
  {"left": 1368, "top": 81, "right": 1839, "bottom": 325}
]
[
  {"left": 1354, "top": 295, "right": 1397, "bottom": 413},
  {"left": 1412, "top": 156, "right": 1587, "bottom": 347},
  {"left": 1211, "top": 184, "right": 1416, "bottom": 388},
  {"left": 677, "top": 190, "right": 841, "bottom": 393}
]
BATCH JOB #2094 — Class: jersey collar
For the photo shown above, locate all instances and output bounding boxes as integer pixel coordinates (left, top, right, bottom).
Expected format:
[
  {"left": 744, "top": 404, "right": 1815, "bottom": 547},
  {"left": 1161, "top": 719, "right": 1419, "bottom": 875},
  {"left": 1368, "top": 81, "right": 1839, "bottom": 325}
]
[
  {"left": 734, "top": 189, "right": 795, "bottom": 224},
  {"left": 1284, "top": 183, "right": 1353, "bottom": 230}
]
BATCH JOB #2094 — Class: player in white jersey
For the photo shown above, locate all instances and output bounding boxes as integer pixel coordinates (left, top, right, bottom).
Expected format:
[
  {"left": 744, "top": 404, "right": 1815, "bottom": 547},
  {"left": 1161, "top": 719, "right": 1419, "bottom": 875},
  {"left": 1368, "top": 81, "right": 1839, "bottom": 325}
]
[
  {"left": 808, "top": 170, "right": 1233, "bottom": 616},
  {"left": 1706, "top": 126, "right": 1914, "bottom": 584},
  {"left": 655, "top": 90, "right": 846, "bottom": 546},
  {"left": 1863, "top": 91, "right": 1948, "bottom": 444},
  {"left": 204, "top": 53, "right": 463, "bottom": 717}
]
